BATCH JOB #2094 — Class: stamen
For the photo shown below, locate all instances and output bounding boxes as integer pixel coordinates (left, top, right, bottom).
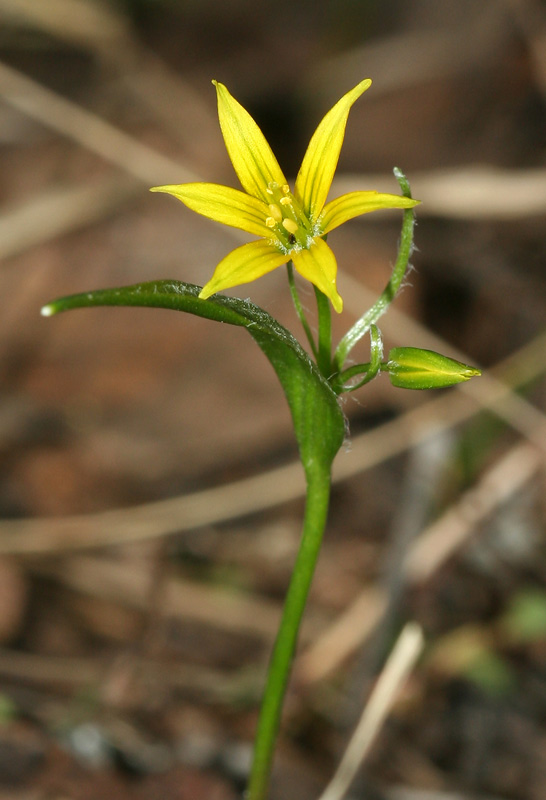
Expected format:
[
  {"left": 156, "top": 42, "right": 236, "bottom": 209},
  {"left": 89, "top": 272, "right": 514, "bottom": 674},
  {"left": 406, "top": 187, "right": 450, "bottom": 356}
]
[
  {"left": 268, "top": 204, "right": 283, "bottom": 222},
  {"left": 282, "top": 218, "right": 299, "bottom": 235},
  {"left": 265, "top": 180, "right": 313, "bottom": 249}
]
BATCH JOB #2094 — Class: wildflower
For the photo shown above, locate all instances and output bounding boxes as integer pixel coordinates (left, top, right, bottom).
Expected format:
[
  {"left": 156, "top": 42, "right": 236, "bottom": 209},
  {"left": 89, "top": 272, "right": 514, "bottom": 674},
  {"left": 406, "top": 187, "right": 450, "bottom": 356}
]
[{"left": 151, "top": 80, "right": 418, "bottom": 313}]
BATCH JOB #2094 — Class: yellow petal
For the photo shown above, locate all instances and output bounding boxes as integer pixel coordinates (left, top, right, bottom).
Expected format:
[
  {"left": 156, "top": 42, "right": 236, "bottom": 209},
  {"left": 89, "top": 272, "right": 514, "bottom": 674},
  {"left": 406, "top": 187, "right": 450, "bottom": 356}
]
[
  {"left": 292, "top": 238, "right": 343, "bottom": 313},
  {"left": 294, "top": 79, "right": 372, "bottom": 221},
  {"left": 151, "top": 183, "right": 271, "bottom": 237},
  {"left": 320, "top": 191, "right": 420, "bottom": 234},
  {"left": 199, "top": 240, "right": 289, "bottom": 300},
  {"left": 214, "top": 81, "right": 287, "bottom": 204}
]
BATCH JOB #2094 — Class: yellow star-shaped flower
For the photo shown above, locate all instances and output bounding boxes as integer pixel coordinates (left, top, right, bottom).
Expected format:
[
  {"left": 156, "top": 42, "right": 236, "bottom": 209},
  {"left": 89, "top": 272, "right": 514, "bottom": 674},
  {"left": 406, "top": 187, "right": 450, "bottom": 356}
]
[{"left": 151, "top": 79, "right": 418, "bottom": 313}]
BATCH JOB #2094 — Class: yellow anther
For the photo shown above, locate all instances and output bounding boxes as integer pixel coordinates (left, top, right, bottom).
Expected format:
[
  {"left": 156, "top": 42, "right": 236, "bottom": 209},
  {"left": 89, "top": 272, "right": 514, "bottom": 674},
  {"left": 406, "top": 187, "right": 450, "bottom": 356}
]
[
  {"left": 279, "top": 197, "right": 291, "bottom": 206},
  {"left": 265, "top": 217, "right": 276, "bottom": 228},
  {"left": 282, "top": 218, "right": 298, "bottom": 235},
  {"left": 268, "top": 204, "right": 283, "bottom": 222},
  {"left": 282, "top": 185, "right": 290, "bottom": 194}
]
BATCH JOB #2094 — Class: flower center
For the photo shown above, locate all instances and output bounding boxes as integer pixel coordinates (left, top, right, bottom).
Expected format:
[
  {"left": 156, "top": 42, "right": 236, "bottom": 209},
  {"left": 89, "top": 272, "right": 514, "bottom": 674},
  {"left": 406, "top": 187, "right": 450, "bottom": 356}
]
[{"left": 264, "top": 182, "right": 313, "bottom": 253}]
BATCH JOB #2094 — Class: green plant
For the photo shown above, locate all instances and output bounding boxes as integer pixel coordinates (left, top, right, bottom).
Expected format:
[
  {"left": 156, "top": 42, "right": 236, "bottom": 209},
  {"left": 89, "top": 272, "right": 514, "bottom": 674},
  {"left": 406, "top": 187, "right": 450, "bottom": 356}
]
[{"left": 42, "top": 79, "right": 480, "bottom": 800}]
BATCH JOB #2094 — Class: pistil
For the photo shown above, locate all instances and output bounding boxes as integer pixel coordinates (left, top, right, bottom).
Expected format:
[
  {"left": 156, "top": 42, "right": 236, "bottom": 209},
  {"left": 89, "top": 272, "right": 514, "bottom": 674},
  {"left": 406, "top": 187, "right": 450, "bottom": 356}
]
[{"left": 265, "top": 182, "right": 313, "bottom": 252}]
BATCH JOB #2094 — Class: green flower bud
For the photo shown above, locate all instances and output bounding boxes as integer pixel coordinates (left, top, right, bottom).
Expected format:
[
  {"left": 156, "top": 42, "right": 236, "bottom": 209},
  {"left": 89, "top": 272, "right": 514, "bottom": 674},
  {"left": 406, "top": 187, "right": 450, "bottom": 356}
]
[{"left": 386, "top": 347, "right": 481, "bottom": 390}]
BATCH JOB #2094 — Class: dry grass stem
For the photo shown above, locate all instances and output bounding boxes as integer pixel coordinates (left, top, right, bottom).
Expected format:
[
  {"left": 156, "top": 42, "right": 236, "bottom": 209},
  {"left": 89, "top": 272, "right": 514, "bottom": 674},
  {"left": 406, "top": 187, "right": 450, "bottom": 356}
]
[
  {"left": 0, "top": 176, "right": 140, "bottom": 262},
  {"left": 317, "top": 623, "right": 424, "bottom": 800},
  {"left": 336, "top": 166, "right": 546, "bottom": 219},
  {"left": 0, "top": 60, "right": 197, "bottom": 186}
]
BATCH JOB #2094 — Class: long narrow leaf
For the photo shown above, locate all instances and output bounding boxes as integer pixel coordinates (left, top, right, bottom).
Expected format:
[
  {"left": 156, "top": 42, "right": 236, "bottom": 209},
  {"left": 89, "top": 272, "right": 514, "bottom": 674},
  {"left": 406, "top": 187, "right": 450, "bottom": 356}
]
[{"left": 43, "top": 280, "right": 345, "bottom": 476}]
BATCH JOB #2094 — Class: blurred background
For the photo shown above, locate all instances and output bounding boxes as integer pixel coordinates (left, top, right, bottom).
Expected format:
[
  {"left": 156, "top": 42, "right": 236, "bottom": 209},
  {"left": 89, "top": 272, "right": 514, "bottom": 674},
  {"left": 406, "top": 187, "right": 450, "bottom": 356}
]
[{"left": 0, "top": 1, "right": 545, "bottom": 798}]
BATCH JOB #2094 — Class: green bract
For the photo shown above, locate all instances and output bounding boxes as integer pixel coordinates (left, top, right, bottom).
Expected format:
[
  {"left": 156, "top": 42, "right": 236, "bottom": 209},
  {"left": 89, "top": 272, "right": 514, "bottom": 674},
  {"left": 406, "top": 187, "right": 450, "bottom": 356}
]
[
  {"left": 386, "top": 347, "right": 481, "bottom": 389},
  {"left": 151, "top": 80, "right": 419, "bottom": 313}
]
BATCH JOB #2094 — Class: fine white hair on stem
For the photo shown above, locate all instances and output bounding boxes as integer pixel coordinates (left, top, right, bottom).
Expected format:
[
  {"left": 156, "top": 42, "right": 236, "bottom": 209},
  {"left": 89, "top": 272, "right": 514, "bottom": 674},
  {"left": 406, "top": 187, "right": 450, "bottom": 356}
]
[{"left": 317, "top": 622, "right": 424, "bottom": 800}]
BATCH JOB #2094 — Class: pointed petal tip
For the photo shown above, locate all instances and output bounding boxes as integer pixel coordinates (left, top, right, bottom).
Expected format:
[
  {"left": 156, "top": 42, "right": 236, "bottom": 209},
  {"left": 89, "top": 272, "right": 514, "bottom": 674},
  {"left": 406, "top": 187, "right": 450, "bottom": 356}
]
[
  {"left": 328, "top": 282, "right": 343, "bottom": 313},
  {"left": 321, "top": 191, "right": 420, "bottom": 234},
  {"left": 318, "top": 281, "right": 343, "bottom": 313},
  {"left": 350, "top": 78, "right": 372, "bottom": 99},
  {"left": 295, "top": 78, "right": 374, "bottom": 219},
  {"left": 150, "top": 185, "right": 180, "bottom": 194},
  {"left": 214, "top": 80, "right": 287, "bottom": 203}
]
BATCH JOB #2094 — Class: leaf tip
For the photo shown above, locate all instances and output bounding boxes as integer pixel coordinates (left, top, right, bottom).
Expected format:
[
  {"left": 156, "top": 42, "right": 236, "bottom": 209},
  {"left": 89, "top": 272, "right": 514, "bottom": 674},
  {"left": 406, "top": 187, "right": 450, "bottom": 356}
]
[{"left": 40, "top": 304, "right": 55, "bottom": 317}]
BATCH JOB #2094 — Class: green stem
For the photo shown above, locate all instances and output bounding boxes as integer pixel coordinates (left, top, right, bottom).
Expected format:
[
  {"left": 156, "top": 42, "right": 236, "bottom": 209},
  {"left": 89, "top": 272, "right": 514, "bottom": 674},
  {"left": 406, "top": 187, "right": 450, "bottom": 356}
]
[
  {"left": 314, "top": 286, "right": 332, "bottom": 379},
  {"left": 286, "top": 262, "right": 318, "bottom": 359},
  {"left": 333, "top": 168, "right": 415, "bottom": 372},
  {"left": 333, "top": 323, "right": 384, "bottom": 393},
  {"left": 247, "top": 464, "right": 332, "bottom": 800}
]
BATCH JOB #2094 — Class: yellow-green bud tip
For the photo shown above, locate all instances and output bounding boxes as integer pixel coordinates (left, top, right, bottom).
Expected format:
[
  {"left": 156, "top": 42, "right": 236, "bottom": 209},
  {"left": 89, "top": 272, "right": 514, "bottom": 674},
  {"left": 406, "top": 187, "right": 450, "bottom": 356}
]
[
  {"left": 461, "top": 367, "right": 482, "bottom": 379},
  {"left": 40, "top": 304, "right": 55, "bottom": 317}
]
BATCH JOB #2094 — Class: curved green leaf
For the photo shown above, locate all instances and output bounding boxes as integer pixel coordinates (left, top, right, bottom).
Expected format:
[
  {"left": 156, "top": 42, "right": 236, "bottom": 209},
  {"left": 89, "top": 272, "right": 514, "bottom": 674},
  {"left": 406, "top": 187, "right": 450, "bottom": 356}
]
[{"left": 42, "top": 281, "right": 345, "bottom": 477}]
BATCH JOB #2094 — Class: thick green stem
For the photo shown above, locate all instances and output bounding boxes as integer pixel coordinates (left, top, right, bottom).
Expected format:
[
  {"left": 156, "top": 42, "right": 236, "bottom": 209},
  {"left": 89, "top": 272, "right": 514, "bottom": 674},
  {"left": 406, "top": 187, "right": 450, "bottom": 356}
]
[{"left": 247, "top": 464, "right": 332, "bottom": 800}]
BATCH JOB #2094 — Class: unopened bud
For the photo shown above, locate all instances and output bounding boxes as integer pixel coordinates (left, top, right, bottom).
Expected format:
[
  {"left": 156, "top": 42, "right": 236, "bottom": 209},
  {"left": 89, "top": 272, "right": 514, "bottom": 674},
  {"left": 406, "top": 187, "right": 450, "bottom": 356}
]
[{"left": 386, "top": 347, "right": 481, "bottom": 390}]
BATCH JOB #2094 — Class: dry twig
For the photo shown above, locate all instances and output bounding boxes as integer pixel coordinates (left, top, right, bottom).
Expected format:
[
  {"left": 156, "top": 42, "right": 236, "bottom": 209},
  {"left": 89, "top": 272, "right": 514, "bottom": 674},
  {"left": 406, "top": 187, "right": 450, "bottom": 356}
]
[{"left": 317, "top": 623, "right": 424, "bottom": 800}]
